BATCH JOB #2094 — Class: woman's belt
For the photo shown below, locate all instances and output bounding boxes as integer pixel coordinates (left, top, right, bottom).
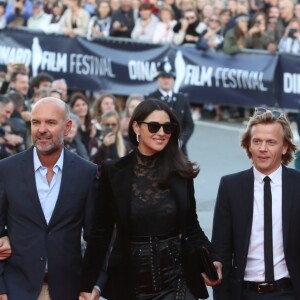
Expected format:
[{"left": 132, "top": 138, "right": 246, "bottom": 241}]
[{"left": 131, "top": 231, "right": 180, "bottom": 243}]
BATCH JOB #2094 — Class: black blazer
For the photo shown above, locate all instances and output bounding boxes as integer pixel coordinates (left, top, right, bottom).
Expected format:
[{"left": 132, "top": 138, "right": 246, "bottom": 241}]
[
  {"left": 148, "top": 90, "right": 194, "bottom": 152},
  {"left": 0, "top": 147, "right": 98, "bottom": 300},
  {"left": 81, "top": 150, "right": 214, "bottom": 299},
  {"left": 212, "top": 166, "right": 300, "bottom": 300}
]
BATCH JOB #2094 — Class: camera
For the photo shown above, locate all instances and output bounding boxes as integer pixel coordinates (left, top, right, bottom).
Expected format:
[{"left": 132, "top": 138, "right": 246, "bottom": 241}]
[
  {"left": 288, "top": 28, "right": 297, "bottom": 38},
  {"left": 101, "top": 127, "right": 113, "bottom": 139}
]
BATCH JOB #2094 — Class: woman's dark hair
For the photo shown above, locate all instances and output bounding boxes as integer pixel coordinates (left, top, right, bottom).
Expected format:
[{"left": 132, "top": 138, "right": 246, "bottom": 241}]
[
  {"left": 69, "top": 92, "right": 92, "bottom": 134},
  {"left": 234, "top": 14, "right": 248, "bottom": 39},
  {"left": 128, "top": 99, "right": 199, "bottom": 185}
]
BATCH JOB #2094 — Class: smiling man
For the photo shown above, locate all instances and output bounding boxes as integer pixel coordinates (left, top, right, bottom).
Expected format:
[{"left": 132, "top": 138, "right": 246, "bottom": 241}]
[
  {"left": 0, "top": 97, "right": 98, "bottom": 300},
  {"left": 212, "top": 107, "right": 300, "bottom": 300}
]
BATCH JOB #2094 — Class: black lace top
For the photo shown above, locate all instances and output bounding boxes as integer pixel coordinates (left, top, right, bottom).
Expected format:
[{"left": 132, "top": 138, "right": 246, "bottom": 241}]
[{"left": 130, "top": 150, "right": 178, "bottom": 237}]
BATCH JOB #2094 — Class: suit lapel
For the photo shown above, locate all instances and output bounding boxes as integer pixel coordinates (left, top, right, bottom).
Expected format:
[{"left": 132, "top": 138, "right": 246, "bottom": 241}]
[
  {"left": 47, "top": 149, "right": 74, "bottom": 227},
  {"left": 241, "top": 168, "right": 255, "bottom": 256},
  {"left": 109, "top": 152, "right": 135, "bottom": 233},
  {"left": 169, "top": 175, "right": 188, "bottom": 233},
  {"left": 282, "top": 165, "right": 292, "bottom": 249},
  {"left": 22, "top": 148, "right": 47, "bottom": 226}
]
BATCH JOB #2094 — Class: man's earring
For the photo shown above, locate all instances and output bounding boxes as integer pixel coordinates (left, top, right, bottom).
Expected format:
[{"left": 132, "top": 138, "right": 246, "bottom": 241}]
[{"left": 136, "top": 134, "right": 140, "bottom": 143}]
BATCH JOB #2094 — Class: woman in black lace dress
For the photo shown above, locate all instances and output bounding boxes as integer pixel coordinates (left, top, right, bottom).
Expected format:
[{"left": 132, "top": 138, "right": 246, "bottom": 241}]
[{"left": 80, "top": 99, "right": 222, "bottom": 300}]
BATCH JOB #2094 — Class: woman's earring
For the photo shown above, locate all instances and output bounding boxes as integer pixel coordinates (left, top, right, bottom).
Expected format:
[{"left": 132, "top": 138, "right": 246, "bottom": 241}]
[
  {"left": 136, "top": 134, "right": 140, "bottom": 143},
  {"left": 178, "top": 139, "right": 182, "bottom": 148}
]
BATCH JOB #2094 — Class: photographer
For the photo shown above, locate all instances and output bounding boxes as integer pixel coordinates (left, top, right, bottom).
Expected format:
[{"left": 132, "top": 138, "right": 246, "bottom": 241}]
[
  {"left": 246, "top": 11, "right": 277, "bottom": 53},
  {"left": 5, "top": 0, "right": 32, "bottom": 27},
  {"left": 173, "top": 8, "right": 201, "bottom": 45},
  {"left": 0, "top": 95, "right": 24, "bottom": 160},
  {"left": 91, "top": 110, "right": 132, "bottom": 165},
  {"left": 110, "top": 0, "right": 135, "bottom": 38},
  {"left": 278, "top": 18, "right": 300, "bottom": 54}
]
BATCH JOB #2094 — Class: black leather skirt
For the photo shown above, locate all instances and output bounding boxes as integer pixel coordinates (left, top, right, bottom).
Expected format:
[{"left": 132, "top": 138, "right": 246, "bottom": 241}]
[{"left": 130, "top": 234, "right": 196, "bottom": 300}]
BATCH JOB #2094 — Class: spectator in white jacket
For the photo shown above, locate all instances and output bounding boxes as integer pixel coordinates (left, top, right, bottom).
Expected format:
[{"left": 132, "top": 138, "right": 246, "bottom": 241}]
[
  {"left": 131, "top": 2, "right": 158, "bottom": 42},
  {"left": 152, "top": 4, "right": 177, "bottom": 44},
  {"left": 27, "top": 0, "right": 52, "bottom": 32},
  {"left": 44, "top": 0, "right": 65, "bottom": 34}
]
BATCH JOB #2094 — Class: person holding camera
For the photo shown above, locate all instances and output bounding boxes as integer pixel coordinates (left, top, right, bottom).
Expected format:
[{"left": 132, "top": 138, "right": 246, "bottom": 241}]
[
  {"left": 247, "top": 11, "right": 277, "bottom": 53},
  {"left": 87, "top": 0, "right": 111, "bottom": 40},
  {"left": 5, "top": 0, "right": 32, "bottom": 27},
  {"left": 0, "top": 95, "right": 24, "bottom": 160},
  {"left": 110, "top": 0, "right": 135, "bottom": 38},
  {"left": 278, "top": 18, "right": 300, "bottom": 54},
  {"left": 91, "top": 109, "right": 132, "bottom": 165}
]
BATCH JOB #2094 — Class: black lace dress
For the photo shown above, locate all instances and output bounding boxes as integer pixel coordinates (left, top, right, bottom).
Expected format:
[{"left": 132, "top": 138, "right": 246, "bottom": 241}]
[{"left": 130, "top": 150, "right": 197, "bottom": 300}]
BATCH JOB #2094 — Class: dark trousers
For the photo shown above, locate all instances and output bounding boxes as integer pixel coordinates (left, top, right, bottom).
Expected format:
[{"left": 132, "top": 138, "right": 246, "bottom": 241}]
[{"left": 241, "top": 288, "right": 295, "bottom": 300}]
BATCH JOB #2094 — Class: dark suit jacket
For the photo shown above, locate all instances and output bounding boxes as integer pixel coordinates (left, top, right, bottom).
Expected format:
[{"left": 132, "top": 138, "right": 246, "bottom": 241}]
[
  {"left": 0, "top": 147, "right": 98, "bottom": 300},
  {"left": 148, "top": 90, "right": 194, "bottom": 152},
  {"left": 80, "top": 150, "right": 215, "bottom": 299},
  {"left": 212, "top": 166, "right": 300, "bottom": 300}
]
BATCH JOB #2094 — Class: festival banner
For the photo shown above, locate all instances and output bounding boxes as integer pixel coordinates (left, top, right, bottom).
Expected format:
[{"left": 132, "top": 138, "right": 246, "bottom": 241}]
[
  {"left": 0, "top": 28, "right": 279, "bottom": 107},
  {"left": 277, "top": 53, "right": 300, "bottom": 109}
]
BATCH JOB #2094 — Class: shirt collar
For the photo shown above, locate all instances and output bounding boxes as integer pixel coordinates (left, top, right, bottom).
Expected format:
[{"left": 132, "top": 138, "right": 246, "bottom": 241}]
[
  {"left": 159, "top": 89, "right": 172, "bottom": 98},
  {"left": 33, "top": 147, "right": 64, "bottom": 172},
  {"left": 253, "top": 164, "right": 282, "bottom": 184}
]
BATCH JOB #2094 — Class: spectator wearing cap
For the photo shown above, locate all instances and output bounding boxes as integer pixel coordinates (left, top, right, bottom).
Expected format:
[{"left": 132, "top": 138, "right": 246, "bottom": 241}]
[
  {"left": 131, "top": 2, "right": 159, "bottom": 42},
  {"left": 148, "top": 59, "right": 194, "bottom": 156},
  {"left": 0, "top": 1, "right": 6, "bottom": 29},
  {"left": 223, "top": 14, "right": 249, "bottom": 54},
  {"left": 27, "top": 0, "right": 52, "bottom": 32}
]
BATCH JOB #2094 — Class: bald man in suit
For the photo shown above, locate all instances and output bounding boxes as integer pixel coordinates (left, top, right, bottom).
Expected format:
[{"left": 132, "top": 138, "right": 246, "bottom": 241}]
[{"left": 0, "top": 97, "right": 98, "bottom": 300}]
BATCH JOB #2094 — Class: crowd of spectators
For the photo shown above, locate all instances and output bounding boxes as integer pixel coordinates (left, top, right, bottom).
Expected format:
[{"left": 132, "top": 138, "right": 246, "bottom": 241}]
[
  {"left": 1, "top": 0, "right": 300, "bottom": 54},
  {"left": 0, "top": 63, "right": 138, "bottom": 162}
]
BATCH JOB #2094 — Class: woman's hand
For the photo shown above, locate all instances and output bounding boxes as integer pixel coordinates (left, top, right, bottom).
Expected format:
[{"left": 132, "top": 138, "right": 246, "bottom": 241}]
[
  {"left": 103, "top": 132, "right": 116, "bottom": 146},
  {"left": 79, "top": 287, "right": 100, "bottom": 300},
  {"left": 201, "top": 261, "right": 222, "bottom": 286},
  {"left": 0, "top": 236, "right": 12, "bottom": 260}
]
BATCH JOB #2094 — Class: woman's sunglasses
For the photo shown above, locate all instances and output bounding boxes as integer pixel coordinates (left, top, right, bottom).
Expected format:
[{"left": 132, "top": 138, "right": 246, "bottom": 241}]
[
  {"left": 255, "top": 107, "right": 283, "bottom": 119},
  {"left": 138, "top": 121, "right": 174, "bottom": 134}
]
